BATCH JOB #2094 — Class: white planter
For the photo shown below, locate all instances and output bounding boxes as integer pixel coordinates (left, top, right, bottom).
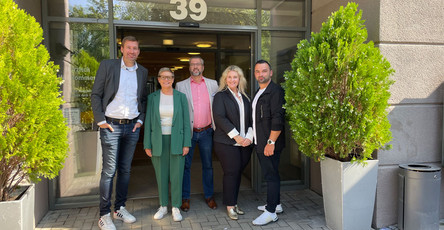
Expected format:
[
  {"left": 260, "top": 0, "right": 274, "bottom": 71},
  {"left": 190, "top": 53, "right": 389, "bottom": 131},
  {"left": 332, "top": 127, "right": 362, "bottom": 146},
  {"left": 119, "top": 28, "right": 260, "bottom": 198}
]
[
  {"left": 0, "top": 184, "right": 35, "bottom": 230},
  {"left": 75, "top": 131, "right": 102, "bottom": 174},
  {"left": 320, "top": 157, "right": 378, "bottom": 230}
]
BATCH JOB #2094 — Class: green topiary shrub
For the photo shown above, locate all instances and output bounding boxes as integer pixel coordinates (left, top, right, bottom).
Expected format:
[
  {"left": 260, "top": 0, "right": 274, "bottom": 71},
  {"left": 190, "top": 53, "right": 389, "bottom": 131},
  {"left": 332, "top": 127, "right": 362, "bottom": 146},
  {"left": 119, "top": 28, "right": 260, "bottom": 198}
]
[
  {"left": 284, "top": 2, "right": 394, "bottom": 164},
  {"left": 0, "top": 0, "right": 69, "bottom": 201}
]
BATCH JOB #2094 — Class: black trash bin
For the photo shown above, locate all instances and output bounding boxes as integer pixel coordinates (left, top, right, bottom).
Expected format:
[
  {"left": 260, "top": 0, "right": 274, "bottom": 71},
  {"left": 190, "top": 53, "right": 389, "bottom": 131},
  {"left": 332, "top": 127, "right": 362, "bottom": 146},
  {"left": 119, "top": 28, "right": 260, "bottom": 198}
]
[{"left": 398, "top": 163, "right": 441, "bottom": 230}]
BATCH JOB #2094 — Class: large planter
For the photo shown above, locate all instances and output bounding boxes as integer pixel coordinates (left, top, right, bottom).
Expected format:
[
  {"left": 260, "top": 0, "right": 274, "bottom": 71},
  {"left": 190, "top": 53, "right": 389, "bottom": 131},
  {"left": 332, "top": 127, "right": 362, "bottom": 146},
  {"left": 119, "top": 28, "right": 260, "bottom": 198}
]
[
  {"left": 0, "top": 184, "right": 35, "bottom": 230},
  {"left": 320, "top": 157, "right": 378, "bottom": 230}
]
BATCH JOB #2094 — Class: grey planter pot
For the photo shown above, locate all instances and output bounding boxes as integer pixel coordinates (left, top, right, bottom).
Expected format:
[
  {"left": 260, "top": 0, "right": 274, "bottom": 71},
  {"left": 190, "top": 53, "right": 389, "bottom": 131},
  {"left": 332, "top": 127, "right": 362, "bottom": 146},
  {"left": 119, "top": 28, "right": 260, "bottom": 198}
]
[
  {"left": 0, "top": 184, "right": 35, "bottom": 230},
  {"left": 320, "top": 157, "right": 378, "bottom": 230}
]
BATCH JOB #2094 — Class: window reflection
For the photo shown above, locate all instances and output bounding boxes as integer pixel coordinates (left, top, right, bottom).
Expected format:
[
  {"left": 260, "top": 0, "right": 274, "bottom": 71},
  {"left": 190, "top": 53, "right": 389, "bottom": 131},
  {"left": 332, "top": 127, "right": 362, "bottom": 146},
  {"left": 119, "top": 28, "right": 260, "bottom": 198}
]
[
  {"left": 260, "top": 30, "right": 305, "bottom": 181},
  {"left": 262, "top": 0, "right": 305, "bottom": 27},
  {"left": 49, "top": 22, "right": 109, "bottom": 198},
  {"left": 47, "top": 0, "right": 108, "bottom": 18}
]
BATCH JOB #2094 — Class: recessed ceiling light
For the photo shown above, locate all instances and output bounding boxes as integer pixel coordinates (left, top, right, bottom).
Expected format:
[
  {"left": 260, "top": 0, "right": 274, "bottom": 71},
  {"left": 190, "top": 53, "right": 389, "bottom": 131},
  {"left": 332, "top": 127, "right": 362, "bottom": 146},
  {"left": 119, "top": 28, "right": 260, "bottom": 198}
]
[
  {"left": 195, "top": 42, "right": 212, "bottom": 48},
  {"left": 188, "top": 52, "right": 201, "bottom": 55},
  {"left": 163, "top": 39, "right": 174, "bottom": 45},
  {"left": 179, "top": 58, "right": 190, "bottom": 62}
]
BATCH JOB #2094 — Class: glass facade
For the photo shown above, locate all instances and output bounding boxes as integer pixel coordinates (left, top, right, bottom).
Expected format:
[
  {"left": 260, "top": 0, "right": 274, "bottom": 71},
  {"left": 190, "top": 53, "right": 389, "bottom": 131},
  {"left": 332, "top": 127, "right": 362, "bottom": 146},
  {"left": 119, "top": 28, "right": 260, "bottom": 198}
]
[
  {"left": 113, "top": 0, "right": 257, "bottom": 25},
  {"left": 43, "top": 0, "right": 310, "bottom": 207},
  {"left": 262, "top": 0, "right": 305, "bottom": 27}
]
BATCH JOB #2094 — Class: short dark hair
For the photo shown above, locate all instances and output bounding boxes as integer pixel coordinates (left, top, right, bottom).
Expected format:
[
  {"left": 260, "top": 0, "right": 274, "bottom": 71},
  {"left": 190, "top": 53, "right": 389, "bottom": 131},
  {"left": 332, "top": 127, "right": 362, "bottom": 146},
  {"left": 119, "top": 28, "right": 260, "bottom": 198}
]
[
  {"left": 121, "top": 36, "right": 139, "bottom": 47},
  {"left": 255, "top": 59, "right": 272, "bottom": 70}
]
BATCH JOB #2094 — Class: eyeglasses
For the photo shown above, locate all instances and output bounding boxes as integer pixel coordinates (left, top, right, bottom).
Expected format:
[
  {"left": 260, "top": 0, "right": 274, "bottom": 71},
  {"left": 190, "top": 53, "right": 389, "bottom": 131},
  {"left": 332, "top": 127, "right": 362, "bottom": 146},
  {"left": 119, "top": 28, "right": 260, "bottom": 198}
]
[
  {"left": 190, "top": 63, "right": 202, "bottom": 67},
  {"left": 158, "top": 76, "right": 174, "bottom": 80}
]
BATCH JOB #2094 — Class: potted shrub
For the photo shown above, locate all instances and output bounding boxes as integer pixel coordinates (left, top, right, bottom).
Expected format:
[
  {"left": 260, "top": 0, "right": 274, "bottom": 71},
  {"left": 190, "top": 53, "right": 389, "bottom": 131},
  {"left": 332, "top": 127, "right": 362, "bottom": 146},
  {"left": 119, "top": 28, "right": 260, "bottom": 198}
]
[
  {"left": 0, "top": 0, "right": 69, "bottom": 228},
  {"left": 284, "top": 2, "right": 394, "bottom": 230}
]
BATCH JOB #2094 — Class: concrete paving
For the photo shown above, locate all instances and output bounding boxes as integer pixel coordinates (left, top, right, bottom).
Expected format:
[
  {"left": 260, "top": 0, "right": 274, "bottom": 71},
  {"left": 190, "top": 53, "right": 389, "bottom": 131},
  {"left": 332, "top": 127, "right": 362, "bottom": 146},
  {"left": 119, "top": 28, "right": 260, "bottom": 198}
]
[
  {"left": 36, "top": 189, "right": 331, "bottom": 230},
  {"left": 38, "top": 188, "right": 444, "bottom": 230}
]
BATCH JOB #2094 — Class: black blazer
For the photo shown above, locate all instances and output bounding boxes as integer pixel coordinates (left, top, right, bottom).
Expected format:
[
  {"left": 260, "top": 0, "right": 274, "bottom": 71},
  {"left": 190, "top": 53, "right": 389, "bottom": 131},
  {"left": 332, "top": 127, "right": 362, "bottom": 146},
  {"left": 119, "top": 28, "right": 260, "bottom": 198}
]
[
  {"left": 91, "top": 58, "right": 149, "bottom": 124},
  {"left": 253, "top": 81, "right": 285, "bottom": 152},
  {"left": 213, "top": 89, "right": 252, "bottom": 145}
]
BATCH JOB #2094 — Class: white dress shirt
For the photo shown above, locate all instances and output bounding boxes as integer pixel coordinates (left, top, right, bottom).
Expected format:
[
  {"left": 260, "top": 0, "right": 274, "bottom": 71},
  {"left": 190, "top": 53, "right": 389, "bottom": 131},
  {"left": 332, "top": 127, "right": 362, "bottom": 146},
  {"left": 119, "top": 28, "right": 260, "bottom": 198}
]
[
  {"left": 226, "top": 88, "right": 254, "bottom": 146},
  {"left": 100, "top": 59, "right": 141, "bottom": 125},
  {"left": 252, "top": 87, "right": 266, "bottom": 145}
]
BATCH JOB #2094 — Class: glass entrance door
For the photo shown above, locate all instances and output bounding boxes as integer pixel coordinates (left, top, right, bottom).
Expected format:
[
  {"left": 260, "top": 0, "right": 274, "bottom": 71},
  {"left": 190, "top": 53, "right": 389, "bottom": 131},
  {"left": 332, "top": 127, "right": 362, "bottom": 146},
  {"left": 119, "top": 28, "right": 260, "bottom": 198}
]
[{"left": 116, "top": 28, "right": 254, "bottom": 198}]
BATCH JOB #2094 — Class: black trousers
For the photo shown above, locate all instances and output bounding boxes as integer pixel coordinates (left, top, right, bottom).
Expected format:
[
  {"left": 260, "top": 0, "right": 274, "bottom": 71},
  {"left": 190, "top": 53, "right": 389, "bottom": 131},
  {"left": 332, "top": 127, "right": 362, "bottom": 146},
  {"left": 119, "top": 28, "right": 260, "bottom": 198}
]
[
  {"left": 214, "top": 142, "right": 252, "bottom": 206},
  {"left": 256, "top": 147, "right": 281, "bottom": 213}
]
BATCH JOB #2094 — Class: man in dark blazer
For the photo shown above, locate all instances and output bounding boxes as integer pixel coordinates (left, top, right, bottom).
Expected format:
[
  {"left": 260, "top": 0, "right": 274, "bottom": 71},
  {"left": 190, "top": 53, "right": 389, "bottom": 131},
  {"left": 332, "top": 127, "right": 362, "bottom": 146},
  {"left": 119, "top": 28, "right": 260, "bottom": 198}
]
[
  {"left": 251, "top": 60, "right": 285, "bottom": 226},
  {"left": 91, "top": 36, "right": 148, "bottom": 230}
]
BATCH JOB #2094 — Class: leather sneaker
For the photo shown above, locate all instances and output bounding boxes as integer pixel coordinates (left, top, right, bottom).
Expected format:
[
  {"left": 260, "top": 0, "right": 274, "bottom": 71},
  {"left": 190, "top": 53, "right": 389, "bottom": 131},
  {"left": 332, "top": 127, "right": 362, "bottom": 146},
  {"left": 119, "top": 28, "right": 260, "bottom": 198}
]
[
  {"left": 98, "top": 213, "right": 116, "bottom": 230},
  {"left": 172, "top": 207, "right": 183, "bottom": 222},
  {"left": 252, "top": 210, "right": 278, "bottom": 226},
  {"left": 113, "top": 206, "right": 136, "bottom": 223},
  {"left": 153, "top": 206, "right": 168, "bottom": 220},
  {"left": 257, "top": 203, "right": 283, "bottom": 214}
]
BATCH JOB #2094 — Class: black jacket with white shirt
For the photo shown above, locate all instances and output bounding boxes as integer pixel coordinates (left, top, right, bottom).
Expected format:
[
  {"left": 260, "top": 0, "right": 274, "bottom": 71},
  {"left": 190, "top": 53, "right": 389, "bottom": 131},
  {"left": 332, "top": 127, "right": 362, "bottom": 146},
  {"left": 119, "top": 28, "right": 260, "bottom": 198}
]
[
  {"left": 213, "top": 89, "right": 252, "bottom": 146},
  {"left": 253, "top": 80, "right": 285, "bottom": 153}
]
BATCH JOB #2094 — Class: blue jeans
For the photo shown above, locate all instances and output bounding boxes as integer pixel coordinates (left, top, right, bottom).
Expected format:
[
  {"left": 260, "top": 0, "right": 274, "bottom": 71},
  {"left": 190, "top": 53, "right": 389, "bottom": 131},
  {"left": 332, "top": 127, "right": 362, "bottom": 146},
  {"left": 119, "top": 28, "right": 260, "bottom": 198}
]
[
  {"left": 99, "top": 123, "right": 140, "bottom": 216},
  {"left": 182, "top": 128, "right": 214, "bottom": 199}
]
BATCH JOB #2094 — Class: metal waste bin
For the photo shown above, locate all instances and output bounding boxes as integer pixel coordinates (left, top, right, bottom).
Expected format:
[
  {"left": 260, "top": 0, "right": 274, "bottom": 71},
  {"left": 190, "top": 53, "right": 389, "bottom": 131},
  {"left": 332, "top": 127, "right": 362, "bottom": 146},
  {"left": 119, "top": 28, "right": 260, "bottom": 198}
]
[{"left": 398, "top": 164, "right": 441, "bottom": 230}]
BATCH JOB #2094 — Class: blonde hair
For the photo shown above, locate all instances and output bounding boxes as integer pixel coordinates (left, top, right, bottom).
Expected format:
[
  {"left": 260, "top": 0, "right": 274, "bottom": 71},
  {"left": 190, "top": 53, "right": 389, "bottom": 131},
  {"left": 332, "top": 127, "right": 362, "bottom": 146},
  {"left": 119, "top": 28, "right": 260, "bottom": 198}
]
[{"left": 218, "top": 65, "right": 248, "bottom": 98}]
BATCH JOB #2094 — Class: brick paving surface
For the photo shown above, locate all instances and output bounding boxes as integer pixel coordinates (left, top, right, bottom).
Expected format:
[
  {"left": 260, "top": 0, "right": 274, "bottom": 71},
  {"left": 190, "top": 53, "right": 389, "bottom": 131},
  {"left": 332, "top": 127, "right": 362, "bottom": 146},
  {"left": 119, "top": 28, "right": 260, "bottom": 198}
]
[
  {"left": 38, "top": 188, "right": 444, "bottom": 230},
  {"left": 36, "top": 189, "right": 332, "bottom": 230}
]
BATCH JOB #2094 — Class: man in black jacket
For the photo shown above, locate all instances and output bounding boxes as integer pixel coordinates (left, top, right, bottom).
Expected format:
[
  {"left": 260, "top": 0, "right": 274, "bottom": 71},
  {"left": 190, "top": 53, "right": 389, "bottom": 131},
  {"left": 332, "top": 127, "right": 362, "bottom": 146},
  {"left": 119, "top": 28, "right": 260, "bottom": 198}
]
[{"left": 251, "top": 60, "right": 285, "bottom": 226}]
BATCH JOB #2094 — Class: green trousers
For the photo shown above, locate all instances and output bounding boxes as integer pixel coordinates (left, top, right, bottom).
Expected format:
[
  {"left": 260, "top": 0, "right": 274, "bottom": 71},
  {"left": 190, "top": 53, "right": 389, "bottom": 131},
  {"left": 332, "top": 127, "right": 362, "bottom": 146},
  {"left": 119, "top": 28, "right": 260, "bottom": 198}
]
[{"left": 151, "top": 135, "right": 185, "bottom": 208}]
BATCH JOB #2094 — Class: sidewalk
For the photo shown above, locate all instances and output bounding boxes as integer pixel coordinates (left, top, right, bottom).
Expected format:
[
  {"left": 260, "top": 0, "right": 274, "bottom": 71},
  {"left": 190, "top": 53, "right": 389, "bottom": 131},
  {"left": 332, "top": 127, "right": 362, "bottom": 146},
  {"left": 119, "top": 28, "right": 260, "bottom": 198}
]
[
  {"left": 39, "top": 188, "right": 444, "bottom": 230},
  {"left": 36, "top": 189, "right": 330, "bottom": 230}
]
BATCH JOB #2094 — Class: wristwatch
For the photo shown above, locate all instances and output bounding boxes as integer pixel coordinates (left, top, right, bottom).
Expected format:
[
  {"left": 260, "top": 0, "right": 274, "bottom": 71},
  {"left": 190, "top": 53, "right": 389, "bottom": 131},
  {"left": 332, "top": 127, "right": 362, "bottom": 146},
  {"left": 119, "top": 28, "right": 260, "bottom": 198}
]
[{"left": 267, "top": 139, "right": 275, "bottom": 145}]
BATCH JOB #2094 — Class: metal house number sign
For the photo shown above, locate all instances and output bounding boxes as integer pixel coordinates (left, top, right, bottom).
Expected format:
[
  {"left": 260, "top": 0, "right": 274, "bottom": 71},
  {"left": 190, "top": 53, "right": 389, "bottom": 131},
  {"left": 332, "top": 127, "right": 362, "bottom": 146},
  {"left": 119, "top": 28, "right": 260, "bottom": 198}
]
[{"left": 169, "top": 0, "right": 208, "bottom": 21}]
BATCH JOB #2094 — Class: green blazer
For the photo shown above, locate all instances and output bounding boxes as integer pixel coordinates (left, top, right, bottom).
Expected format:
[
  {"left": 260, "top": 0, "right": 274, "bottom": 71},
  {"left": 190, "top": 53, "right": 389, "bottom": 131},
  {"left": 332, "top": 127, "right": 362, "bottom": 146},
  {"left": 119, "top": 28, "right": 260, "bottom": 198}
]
[{"left": 143, "top": 89, "right": 191, "bottom": 156}]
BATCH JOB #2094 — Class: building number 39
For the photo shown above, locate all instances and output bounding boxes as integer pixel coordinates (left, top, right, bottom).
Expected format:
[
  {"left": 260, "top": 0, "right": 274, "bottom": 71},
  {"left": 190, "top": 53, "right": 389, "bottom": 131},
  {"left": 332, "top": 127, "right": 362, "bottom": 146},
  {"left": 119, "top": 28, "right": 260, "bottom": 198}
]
[{"left": 169, "top": 0, "right": 207, "bottom": 21}]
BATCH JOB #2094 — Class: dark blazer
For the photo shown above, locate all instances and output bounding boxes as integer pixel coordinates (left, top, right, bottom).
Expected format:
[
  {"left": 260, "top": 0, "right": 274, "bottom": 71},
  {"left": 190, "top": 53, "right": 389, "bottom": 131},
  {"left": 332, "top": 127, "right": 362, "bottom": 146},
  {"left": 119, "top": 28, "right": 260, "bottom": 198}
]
[
  {"left": 143, "top": 90, "right": 192, "bottom": 156},
  {"left": 213, "top": 89, "right": 252, "bottom": 145},
  {"left": 91, "top": 58, "right": 149, "bottom": 124},
  {"left": 253, "top": 81, "right": 285, "bottom": 152}
]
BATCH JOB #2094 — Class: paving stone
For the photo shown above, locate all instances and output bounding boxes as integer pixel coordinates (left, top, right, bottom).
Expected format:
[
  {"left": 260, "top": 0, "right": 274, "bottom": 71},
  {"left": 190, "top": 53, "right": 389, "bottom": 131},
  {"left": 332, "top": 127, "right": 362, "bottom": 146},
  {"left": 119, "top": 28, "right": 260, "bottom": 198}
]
[{"left": 36, "top": 189, "right": 425, "bottom": 230}]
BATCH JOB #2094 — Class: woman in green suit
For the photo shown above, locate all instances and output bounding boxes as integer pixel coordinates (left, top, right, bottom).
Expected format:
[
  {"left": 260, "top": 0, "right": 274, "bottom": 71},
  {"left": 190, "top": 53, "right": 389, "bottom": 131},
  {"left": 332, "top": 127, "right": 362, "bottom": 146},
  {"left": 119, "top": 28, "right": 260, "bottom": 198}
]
[{"left": 144, "top": 67, "right": 191, "bottom": 222}]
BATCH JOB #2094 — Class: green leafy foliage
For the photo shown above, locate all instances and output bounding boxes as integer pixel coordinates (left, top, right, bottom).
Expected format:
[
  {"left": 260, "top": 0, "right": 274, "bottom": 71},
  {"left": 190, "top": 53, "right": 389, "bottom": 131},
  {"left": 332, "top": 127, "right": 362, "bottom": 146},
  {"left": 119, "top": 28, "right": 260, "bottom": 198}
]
[
  {"left": 283, "top": 2, "right": 394, "bottom": 164},
  {"left": 0, "top": 0, "right": 69, "bottom": 200}
]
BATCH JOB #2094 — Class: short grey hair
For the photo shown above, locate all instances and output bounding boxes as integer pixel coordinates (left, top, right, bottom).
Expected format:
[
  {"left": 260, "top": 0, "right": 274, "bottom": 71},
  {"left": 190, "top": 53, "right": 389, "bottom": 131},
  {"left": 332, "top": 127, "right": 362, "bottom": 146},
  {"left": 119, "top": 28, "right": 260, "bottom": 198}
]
[
  {"left": 189, "top": 56, "right": 204, "bottom": 65},
  {"left": 158, "top": 67, "right": 174, "bottom": 77}
]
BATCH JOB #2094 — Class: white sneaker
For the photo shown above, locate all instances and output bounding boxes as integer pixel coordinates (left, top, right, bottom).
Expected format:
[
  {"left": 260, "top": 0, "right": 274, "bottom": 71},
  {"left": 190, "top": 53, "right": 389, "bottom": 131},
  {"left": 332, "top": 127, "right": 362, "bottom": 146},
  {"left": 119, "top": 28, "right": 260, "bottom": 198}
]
[
  {"left": 98, "top": 213, "right": 116, "bottom": 230},
  {"left": 257, "top": 203, "right": 283, "bottom": 214},
  {"left": 154, "top": 206, "right": 168, "bottom": 220},
  {"left": 172, "top": 207, "right": 183, "bottom": 222},
  {"left": 252, "top": 210, "right": 278, "bottom": 226},
  {"left": 113, "top": 206, "right": 136, "bottom": 223}
]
